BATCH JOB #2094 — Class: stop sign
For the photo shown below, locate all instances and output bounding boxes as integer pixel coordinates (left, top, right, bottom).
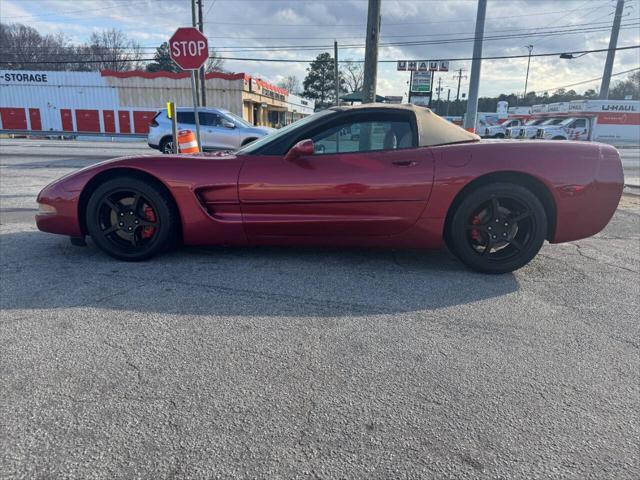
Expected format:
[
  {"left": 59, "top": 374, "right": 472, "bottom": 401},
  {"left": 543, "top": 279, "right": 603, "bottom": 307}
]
[{"left": 169, "top": 27, "right": 209, "bottom": 70}]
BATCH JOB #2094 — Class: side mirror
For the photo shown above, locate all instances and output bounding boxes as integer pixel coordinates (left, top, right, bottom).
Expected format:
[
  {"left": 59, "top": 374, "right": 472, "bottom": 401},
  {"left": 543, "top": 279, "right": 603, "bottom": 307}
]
[
  {"left": 285, "top": 139, "right": 314, "bottom": 161},
  {"left": 222, "top": 120, "right": 235, "bottom": 129}
]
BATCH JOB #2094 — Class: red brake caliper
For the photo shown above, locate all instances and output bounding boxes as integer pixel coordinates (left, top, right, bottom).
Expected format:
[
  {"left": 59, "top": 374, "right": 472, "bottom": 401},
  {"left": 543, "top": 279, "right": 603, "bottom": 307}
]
[
  {"left": 141, "top": 205, "right": 157, "bottom": 239},
  {"left": 470, "top": 215, "right": 482, "bottom": 241}
]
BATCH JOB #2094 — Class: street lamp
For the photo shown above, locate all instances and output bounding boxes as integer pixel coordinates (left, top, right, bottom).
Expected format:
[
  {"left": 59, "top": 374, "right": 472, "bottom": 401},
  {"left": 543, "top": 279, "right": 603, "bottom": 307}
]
[{"left": 559, "top": 52, "right": 589, "bottom": 59}]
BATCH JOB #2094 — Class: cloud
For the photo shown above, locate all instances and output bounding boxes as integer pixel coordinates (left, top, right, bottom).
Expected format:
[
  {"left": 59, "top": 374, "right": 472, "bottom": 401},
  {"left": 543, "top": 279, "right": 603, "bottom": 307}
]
[{"left": 2, "top": 0, "right": 639, "bottom": 98}]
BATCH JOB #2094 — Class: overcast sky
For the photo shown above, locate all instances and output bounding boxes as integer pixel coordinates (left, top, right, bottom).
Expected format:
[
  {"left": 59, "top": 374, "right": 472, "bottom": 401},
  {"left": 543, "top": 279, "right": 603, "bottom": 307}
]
[{"left": 2, "top": 0, "right": 639, "bottom": 99}]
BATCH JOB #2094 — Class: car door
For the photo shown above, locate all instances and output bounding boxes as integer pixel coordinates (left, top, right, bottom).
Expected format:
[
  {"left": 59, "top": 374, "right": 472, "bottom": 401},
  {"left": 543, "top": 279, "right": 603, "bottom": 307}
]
[
  {"left": 238, "top": 111, "right": 434, "bottom": 239},
  {"left": 199, "top": 112, "right": 239, "bottom": 150},
  {"left": 567, "top": 118, "right": 588, "bottom": 140}
]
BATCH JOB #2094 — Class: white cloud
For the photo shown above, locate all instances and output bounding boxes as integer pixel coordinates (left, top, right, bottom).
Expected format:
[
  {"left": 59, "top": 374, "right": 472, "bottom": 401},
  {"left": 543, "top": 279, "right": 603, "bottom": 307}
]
[{"left": 2, "top": 0, "right": 639, "bottom": 98}]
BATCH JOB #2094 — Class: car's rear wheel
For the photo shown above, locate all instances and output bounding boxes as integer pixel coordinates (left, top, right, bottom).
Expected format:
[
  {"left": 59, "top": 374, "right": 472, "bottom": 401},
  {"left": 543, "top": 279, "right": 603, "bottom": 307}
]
[
  {"left": 86, "top": 176, "right": 178, "bottom": 261},
  {"left": 448, "top": 183, "right": 547, "bottom": 274},
  {"left": 160, "top": 137, "right": 174, "bottom": 154},
  {"left": 494, "top": 133, "right": 505, "bottom": 138}
]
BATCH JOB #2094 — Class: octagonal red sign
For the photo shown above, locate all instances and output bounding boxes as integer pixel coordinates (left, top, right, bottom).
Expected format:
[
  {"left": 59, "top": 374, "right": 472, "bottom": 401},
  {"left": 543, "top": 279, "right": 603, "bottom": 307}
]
[{"left": 169, "top": 27, "right": 209, "bottom": 70}]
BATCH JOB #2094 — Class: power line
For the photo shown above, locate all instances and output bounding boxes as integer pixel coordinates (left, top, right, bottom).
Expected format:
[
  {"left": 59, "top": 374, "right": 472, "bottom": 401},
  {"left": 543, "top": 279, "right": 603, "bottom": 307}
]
[
  {"left": 3, "top": 22, "right": 637, "bottom": 56},
  {"left": 2, "top": 1, "right": 152, "bottom": 20},
  {"left": 539, "top": 67, "right": 640, "bottom": 93},
  {"left": 2, "top": 44, "right": 638, "bottom": 65},
  {"left": 185, "top": 18, "right": 635, "bottom": 41},
  {"left": 200, "top": 4, "right": 614, "bottom": 27}
]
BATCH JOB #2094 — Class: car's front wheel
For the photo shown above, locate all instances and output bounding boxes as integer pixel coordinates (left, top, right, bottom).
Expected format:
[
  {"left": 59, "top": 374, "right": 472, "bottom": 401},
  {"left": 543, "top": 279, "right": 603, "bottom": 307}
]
[
  {"left": 86, "top": 176, "right": 178, "bottom": 261},
  {"left": 448, "top": 183, "right": 547, "bottom": 274}
]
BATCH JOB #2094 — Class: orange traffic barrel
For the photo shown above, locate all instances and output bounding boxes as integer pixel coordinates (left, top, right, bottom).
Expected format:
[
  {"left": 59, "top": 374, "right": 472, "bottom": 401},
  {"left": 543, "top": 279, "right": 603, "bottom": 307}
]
[
  {"left": 465, "top": 127, "right": 476, "bottom": 133},
  {"left": 178, "top": 130, "right": 199, "bottom": 153}
]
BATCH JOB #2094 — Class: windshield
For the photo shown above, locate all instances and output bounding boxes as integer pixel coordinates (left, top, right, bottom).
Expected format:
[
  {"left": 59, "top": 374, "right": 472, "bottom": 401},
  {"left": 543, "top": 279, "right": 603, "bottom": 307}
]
[
  {"left": 541, "top": 118, "right": 563, "bottom": 125},
  {"left": 525, "top": 119, "right": 543, "bottom": 126},
  {"left": 560, "top": 117, "right": 576, "bottom": 126},
  {"left": 222, "top": 111, "right": 251, "bottom": 128},
  {"left": 236, "top": 109, "right": 335, "bottom": 154}
]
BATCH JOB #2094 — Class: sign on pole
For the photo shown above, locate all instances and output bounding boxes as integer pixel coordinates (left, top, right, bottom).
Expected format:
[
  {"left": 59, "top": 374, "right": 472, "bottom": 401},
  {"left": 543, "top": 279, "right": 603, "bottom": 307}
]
[
  {"left": 439, "top": 61, "right": 450, "bottom": 72},
  {"left": 411, "top": 71, "right": 432, "bottom": 93},
  {"left": 169, "top": 27, "right": 209, "bottom": 153},
  {"left": 418, "top": 61, "right": 429, "bottom": 71},
  {"left": 169, "top": 27, "right": 209, "bottom": 70},
  {"left": 407, "top": 61, "right": 418, "bottom": 71},
  {"left": 397, "top": 60, "right": 407, "bottom": 71}
]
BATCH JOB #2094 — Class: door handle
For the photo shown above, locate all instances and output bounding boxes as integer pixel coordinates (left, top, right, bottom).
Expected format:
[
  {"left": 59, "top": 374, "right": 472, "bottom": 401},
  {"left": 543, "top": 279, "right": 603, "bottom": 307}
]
[{"left": 392, "top": 160, "right": 418, "bottom": 167}]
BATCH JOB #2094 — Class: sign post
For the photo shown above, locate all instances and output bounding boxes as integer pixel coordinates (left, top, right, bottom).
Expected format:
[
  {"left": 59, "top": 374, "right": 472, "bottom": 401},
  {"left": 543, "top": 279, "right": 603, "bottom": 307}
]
[
  {"left": 169, "top": 27, "right": 209, "bottom": 153},
  {"left": 167, "top": 101, "right": 178, "bottom": 154}
]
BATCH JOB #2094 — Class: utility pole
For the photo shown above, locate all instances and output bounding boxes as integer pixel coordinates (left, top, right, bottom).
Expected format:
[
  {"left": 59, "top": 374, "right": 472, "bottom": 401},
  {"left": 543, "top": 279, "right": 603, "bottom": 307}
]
[
  {"left": 191, "top": 0, "right": 200, "bottom": 106},
  {"left": 189, "top": 0, "right": 202, "bottom": 149},
  {"left": 445, "top": 89, "right": 451, "bottom": 117},
  {"left": 600, "top": 0, "right": 625, "bottom": 99},
  {"left": 362, "top": 0, "right": 381, "bottom": 103},
  {"left": 523, "top": 44, "right": 533, "bottom": 98},
  {"left": 435, "top": 76, "right": 442, "bottom": 114},
  {"left": 463, "top": 0, "right": 487, "bottom": 131},
  {"left": 198, "top": 0, "right": 207, "bottom": 106},
  {"left": 334, "top": 41, "right": 340, "bottom": 106},
  {"left": 408, "top": 70, "right": 414, "bottom": 104},
  {"left": 453, "top": 68, "right": 467, "bottom": 101}
]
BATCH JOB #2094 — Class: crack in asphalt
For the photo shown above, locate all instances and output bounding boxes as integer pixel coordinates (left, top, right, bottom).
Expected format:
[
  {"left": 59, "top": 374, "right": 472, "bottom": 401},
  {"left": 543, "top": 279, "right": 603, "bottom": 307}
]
[
  {"left": 568, "top": 242, "right": 639, "bottom": 274},
  {"left": 93, "top": 271, "right": 387, "bottom": 315},
  {"left": 102, "top": 339, "right": 143, "bottom": 384}
]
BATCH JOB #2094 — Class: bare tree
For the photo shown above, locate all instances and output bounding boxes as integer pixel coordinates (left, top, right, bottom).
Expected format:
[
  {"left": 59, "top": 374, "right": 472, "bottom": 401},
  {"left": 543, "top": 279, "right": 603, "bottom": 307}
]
[
  {"left": 87, "top": 29, "right": 143, "bottom": 71},
  {"left": 277, "top": 75, "right": 300, "bottom": 94},
  {"left": 205, "top": 50, "right": 225, "bottom": 73},
  {"left": 341, "top": 60, "right": 363, "bottom": 93},
  {"left": 0, "top": 23, "right": 74, "bottom": 71}
]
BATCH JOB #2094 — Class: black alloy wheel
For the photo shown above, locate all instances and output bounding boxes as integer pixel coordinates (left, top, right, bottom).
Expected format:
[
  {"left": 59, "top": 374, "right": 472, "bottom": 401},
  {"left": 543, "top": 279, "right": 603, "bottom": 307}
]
[
  {"left": 86, "top": 176, "right": 178, "bottom": 261},
  {"left": 449, "top": 183, "right": 547, "bottom": 274},
  {"left": 160, "top": 137, "right": 174, "bottom": 154}
]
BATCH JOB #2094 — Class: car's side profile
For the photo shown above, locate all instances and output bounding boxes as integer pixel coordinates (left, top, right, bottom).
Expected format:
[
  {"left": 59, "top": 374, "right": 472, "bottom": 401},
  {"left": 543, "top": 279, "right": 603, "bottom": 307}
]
[
  {"left": 37, "top": 104, "right": 623, "bottom": 274},
  {"left": 147, "top": 107, "right": 273, "bottom": 153}
]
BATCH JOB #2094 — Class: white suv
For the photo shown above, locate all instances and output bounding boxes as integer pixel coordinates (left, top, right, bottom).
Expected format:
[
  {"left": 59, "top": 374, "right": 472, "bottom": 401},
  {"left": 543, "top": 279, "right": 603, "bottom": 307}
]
[{"left": 148, "top": 107, "right": 274, "bottom": 153}]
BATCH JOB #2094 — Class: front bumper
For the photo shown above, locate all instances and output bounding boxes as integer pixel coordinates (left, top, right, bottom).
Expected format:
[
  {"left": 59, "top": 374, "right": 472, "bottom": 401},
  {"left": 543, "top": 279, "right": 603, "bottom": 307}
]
[{"left": 36, "top": 180, "right": 83, "bottom": 237}]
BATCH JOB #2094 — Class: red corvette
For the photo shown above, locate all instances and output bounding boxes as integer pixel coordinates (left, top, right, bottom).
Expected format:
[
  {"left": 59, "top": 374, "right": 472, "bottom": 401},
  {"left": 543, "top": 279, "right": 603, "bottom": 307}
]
[{"left": 36, "top": 104, "right": 623, "bottom": 273}]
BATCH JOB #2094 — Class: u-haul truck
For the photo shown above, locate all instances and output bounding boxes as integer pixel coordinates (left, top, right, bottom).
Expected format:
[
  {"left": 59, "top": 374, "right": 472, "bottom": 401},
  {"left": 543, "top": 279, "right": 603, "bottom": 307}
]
[
  {"left": 507, "top": 103, "right": 569, "bottom": 139},
  {"left": 482, "top": 106, "right": 531, "bottom": 138},
  {"left": 535, "top": 100, "right": 639, "bottom": 146}
]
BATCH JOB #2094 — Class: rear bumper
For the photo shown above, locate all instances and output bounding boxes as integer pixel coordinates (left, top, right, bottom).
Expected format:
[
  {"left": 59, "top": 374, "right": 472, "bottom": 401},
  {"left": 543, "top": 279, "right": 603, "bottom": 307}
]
[{"left": 551, "top": 144, "right": 624, "bottom": 243}]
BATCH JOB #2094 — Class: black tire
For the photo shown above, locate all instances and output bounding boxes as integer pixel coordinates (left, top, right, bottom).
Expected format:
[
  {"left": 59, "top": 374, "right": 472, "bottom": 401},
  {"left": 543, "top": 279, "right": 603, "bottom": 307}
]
[
  {"left": 494, "top": 133, "right": 505, "bottom": 139},
  {"left": 241, "top": 137, "right": 258, "bottom": 146},
  {"left": 86, "top": 176, "right": 178, "bottom": 261},
  {"left": 448, "top": 183, "right": 547, "bottom": 274},
  {"left": 159, "top": 136, "right": 174, "bottom": 154},
  {"left": 552, "top": 136, "right": 566, "bottom": 140}
]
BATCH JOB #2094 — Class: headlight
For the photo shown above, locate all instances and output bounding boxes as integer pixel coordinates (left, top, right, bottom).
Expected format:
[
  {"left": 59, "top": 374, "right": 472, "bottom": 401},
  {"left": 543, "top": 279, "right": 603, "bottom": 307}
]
[{"left": 38, "top": 203, "right": 57, "bottom": 215}]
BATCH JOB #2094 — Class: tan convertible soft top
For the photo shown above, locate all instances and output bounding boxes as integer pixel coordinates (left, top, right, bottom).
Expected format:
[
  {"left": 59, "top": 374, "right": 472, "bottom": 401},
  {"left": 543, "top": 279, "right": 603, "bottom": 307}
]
[{"left": 331, "top": 103, "right": 480, "bottom": 146}]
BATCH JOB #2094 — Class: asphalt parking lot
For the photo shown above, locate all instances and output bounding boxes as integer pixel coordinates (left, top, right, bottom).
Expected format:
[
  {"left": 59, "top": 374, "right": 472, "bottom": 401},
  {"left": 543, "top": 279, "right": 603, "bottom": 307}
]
[{"left": 1, "top": 139, "right": 639, "bottom": 479}]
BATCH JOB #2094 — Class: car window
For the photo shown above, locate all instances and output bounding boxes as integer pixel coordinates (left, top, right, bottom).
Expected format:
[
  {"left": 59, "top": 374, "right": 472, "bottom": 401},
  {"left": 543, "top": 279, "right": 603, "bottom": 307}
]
[
  {"left": 177, "top": 112, "right": 195, "bottom": 124},
  {"left": 199, "top": 112, "right": 221, "bottom": 127},
  {"left": 572, "top": 119, "right": 586, "bottom": 128},
  {"left": 222, "top": 111, "right": 252, "bottom": 128},
  {"left": 312, "top": 120, "right": 413, "bottom": 155},
  {"left": 237, "top": 109, "right": 336, "bottom": 154}
]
